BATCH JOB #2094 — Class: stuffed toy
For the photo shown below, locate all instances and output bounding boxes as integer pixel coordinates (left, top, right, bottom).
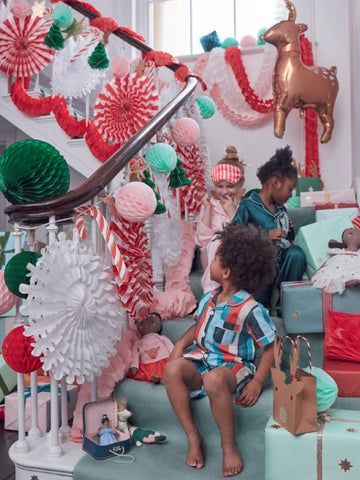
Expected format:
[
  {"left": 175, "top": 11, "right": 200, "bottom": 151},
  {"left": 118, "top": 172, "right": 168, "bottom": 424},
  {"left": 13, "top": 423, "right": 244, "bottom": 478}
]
[
  {"left": 116, "top": 399, "right": 166, "bottom": 447},
  {"left": 312, "top": 227, "right": 360, "bottom": 294},
  {"left": 127, "top": 312, "right": 174, "bottom": 383}
]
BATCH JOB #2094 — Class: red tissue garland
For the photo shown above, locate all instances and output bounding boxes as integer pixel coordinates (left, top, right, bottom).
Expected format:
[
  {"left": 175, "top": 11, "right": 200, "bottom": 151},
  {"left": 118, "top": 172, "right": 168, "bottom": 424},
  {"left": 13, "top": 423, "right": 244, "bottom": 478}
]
[
  {"left": 10, "top": 79, "right": 53, "bottom": 116},
  {"left": 300, "top": 34, "right": 320, "bottom": 177},
  {"left": 52, "top": 96, "right": 87, "bottom": 138},
  {"left": 225, "top": 46, "right": 274, "bottom": 114},
  {"left": 85, "top": 121, "right": 120, "bottom": 163}
]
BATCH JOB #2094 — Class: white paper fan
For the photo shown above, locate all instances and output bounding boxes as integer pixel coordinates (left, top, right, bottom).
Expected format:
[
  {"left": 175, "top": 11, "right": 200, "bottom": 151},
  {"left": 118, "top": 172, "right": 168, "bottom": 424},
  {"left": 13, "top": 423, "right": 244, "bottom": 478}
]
[
  {"left": 21, "top": 232, "right": 126, "bottom": 384},
  {"left": 51, "top": 35, "right": 105, "bottom": 99}
]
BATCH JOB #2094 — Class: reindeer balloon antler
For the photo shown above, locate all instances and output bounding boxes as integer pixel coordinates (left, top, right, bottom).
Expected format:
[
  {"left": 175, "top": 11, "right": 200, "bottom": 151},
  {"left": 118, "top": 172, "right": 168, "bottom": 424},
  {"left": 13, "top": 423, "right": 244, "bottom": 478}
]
[{"left": 285, "top": 0, "right": 296, "bottom": 21}]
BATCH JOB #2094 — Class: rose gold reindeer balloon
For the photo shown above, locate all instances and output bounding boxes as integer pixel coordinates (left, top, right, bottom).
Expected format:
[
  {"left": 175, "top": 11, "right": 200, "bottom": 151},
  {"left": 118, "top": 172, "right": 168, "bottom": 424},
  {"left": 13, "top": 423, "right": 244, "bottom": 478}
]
[{"left": 261, "top": 0, "right": 339, "bottom": 143}]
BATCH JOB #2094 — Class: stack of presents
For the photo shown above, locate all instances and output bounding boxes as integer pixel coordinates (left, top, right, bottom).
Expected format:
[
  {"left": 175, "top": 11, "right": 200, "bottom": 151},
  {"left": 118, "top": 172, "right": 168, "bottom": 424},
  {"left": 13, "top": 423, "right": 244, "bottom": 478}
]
[{"left": 265, "top": 177, "right": 360, "bottom": 478}]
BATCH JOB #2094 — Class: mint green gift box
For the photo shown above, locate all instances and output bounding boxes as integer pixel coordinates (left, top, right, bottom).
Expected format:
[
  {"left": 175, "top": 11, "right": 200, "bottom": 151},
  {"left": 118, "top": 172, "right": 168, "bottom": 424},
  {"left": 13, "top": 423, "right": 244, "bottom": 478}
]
[
  {"left": 0, "top": 353, "right": 16, "bottom": 403},
  {"left": 265, "top": 409, "right": 360, "bottom": 480},
  {"left": 295, "top": 216, "right": 353, "bottom": 278}
]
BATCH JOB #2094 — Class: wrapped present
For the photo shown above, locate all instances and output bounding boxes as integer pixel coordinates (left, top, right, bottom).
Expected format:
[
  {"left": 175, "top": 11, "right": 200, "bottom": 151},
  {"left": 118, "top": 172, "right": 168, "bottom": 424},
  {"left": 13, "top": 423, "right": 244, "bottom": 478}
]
[
  {"left": 295, "top": 176, "right": 321, "bottom": 195},
  {"left": 281, "top": 282, "right": 360, "bottom": 334},
  {"left": 315, "top": 206, "right": 359, "bottom": 222},
  {"left": 295, "top": 216, "right": 354, "bottom": 278},
  {"left": 5, "top": 383, "right": 78, "bottom": 431},
  {"left": 323, "top": 359, "right": 360, "bottom": 397},
  {"left": 265, "top": 409, "right": 360, "bottom": 480},
  {"left": 0, "top": 353, "right": 16, "bottom": 403},
  {"left": 300, "top": 188, "right": 356, "bottom": 208}
]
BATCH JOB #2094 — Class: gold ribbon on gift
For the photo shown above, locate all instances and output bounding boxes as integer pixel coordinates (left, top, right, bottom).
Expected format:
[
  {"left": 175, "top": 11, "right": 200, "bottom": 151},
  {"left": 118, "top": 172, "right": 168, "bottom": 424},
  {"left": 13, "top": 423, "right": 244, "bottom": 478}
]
[
  {"left": 324, "top": 190, "right": 332, "bottom": 203},
  {"left": 316, "top": 413, "right": 360, "bottom": 479}
]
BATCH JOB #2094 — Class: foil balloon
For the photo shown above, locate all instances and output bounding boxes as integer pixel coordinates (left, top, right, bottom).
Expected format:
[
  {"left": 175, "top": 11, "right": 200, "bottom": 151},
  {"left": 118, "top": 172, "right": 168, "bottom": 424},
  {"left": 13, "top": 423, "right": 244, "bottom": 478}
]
[{"left": 261, "top": 0, "right": 338, "bottom": 143}]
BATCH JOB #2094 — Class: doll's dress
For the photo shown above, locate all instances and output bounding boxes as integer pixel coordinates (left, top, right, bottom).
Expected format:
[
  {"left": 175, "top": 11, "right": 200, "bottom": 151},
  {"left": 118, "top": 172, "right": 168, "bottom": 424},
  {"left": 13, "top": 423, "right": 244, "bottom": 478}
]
[
  {"left": 98, "top": 427, "right": 117, "bottom": 446},
  {"left": 312, "top": 248, "right": 360, "bottom": 294}
]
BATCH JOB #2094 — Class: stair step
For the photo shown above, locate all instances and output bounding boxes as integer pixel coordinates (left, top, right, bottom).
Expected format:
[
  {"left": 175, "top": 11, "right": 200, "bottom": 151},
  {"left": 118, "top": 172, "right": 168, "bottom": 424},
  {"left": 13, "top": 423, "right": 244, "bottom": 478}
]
[
  {"left": 67, "top": 138, "right": 86, "bottom": 147},
  {"left": 113, "top": 377, "right": 272, "bottom": 480}
]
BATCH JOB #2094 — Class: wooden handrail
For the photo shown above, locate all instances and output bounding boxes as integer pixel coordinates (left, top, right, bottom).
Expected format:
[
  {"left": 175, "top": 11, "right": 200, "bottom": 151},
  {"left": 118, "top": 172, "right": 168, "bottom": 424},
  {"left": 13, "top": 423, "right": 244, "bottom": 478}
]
[{"left": 5, "top": 1, "right": 200, "bottom": 224}]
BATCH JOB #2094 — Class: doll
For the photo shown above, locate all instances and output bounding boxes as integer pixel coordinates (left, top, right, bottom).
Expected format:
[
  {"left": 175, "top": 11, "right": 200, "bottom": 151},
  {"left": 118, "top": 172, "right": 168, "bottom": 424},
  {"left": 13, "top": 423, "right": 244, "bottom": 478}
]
[
  {"left": 127, "top": 312, "right": 174, "bottom": 383},
  {"left": 117, "top": 399, "right": 166, "bottom": 447},
  {"left": 97, "top": 414, "right": 120, "bottom": 446},
  {"left": 312, "top": 228, "right": 360, "bottom": 294}
]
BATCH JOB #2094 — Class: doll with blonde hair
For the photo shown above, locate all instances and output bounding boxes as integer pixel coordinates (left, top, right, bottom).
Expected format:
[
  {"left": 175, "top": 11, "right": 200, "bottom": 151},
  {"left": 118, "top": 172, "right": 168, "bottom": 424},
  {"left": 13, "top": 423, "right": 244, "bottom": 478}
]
[{"left": 195, "top": 146, "right": 246, "bottom": 292}]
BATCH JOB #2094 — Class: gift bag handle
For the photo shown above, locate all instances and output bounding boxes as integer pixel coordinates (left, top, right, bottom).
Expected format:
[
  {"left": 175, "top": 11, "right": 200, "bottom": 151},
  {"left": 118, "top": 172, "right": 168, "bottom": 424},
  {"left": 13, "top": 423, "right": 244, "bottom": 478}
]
[
  {"left": 296, "top": 335, "right": 312, "bottom": 370},
  {"left": 274, "top": 335, "right": 299, "bottom": 378}
]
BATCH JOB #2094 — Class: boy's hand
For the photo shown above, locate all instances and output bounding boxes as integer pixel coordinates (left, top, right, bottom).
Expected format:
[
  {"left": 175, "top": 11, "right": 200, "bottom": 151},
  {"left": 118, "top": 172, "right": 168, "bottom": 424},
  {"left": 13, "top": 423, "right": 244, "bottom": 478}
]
[
  {"left": 236, "top": 378, "right": 262, "bottom": 407},
  {"left": 268, "top": 228, "right": 286, "bottom": 240},
  {"left": 168, "top": 343, "right": 184, "bottom": 362}
]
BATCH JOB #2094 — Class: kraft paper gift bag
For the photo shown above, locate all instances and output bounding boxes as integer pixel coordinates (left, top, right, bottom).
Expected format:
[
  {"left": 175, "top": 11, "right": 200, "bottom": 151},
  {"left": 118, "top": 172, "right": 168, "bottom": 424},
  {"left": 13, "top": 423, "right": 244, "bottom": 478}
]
[{"left": 271, "top": 335, "right": 318, "bottom": 435}]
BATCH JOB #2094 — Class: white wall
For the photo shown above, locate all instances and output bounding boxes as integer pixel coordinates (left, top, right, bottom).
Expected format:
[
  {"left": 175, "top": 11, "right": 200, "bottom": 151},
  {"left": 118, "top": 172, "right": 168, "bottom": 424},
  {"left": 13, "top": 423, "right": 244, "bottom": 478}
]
[
  {"left": 184, "top": 0, "right": 354, "bottom": 191},
  {"left": 350, "top": 0, "right": 360, "bottom": 181}
]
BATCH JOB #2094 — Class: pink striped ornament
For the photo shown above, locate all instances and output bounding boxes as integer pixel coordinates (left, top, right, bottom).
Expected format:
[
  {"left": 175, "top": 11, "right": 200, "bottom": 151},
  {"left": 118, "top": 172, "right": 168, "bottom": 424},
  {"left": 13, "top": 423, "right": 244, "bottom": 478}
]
[{"left": 75, "top": 204, "right": 128, "bottom": 285}]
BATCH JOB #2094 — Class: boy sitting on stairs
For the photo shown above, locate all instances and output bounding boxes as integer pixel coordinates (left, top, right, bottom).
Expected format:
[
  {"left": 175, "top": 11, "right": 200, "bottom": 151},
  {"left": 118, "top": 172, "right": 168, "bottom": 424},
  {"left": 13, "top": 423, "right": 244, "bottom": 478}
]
[{"left": 164, "top": 224, "right": 276, "bottom": 477}]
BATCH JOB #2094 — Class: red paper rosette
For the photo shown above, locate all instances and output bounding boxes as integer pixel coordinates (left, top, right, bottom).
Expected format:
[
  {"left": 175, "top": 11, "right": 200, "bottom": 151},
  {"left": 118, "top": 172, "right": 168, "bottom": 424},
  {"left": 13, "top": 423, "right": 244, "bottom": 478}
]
[
  {"left": 0, "top": 16, "right": 54, "bottom": 78},
  {"left": 2, "top": 325, "right": 42, "bottom": 374},
  {"left": 94, "top": 71, "right": 159, "bottom": 144}
]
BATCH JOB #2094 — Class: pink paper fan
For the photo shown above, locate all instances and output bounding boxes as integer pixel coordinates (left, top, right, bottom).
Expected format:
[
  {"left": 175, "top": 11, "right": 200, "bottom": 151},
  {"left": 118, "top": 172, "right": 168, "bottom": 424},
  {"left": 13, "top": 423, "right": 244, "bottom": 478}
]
[
  {"left": 0, "top": 16, "right": 54, "bottom": 78},
  {"left": 94, "top": 72, "right": 159, "bottom": 144}
]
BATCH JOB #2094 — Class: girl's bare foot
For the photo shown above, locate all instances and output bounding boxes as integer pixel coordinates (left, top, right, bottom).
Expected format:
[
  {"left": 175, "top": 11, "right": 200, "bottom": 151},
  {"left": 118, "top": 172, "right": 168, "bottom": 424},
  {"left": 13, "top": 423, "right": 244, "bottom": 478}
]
[
  {"left": 186, "top": 434, "right": 204, "bottom": 469},
  {"left": 222, "top": 445, "right": 243, "bottom": 477}
]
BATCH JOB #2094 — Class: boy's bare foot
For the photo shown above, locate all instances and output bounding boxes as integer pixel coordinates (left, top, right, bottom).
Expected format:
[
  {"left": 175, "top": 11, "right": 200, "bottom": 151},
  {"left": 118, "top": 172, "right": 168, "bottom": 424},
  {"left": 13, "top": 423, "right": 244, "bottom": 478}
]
[
  {"left": 222, "top": 445, "right": 243, "bottom": 477},
  {"left": 186, "top": 435, "right": 204, "bottom": 469}
]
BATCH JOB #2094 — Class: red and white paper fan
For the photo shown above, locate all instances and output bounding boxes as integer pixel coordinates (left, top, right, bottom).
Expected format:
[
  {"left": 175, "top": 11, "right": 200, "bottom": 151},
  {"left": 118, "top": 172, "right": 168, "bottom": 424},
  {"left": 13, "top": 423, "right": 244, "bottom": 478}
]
[
  {"left": 0, "top": 15, "right": 54, "bottom": 78},
  {"left": 94, "top": 69, "right": 159, "bottom": 144}
]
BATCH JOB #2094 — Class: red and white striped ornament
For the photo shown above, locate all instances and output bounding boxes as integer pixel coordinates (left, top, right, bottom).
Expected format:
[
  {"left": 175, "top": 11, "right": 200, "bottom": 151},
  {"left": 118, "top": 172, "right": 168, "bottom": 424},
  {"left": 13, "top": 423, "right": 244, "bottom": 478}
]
[
  {"left": 75, "top": 204, "right": 128, "bottom": 284},
  {"left": 0, "top": 15, "right": 54, "bottom": 78},
  {"left": 94, "top": 70, "right": 159, "bottom": 144}
]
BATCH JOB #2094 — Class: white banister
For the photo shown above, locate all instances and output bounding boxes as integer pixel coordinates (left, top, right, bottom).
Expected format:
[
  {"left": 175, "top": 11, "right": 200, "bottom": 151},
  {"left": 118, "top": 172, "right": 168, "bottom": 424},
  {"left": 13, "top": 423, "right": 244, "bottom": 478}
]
[
  {"left": 26, "top": 230, "right": 42, "bottom": 440},
  {"left": 13, "top": 223, "right": 30, "bottom": 453},
  {"left": 60, "top": 377, "right": 70, "bottom": 438},
  {"left": 47, "top": 216, "right": 63, "bottom": 457},
  {"left": 90, "top": 198, "right": 99, "bottom": 402}
]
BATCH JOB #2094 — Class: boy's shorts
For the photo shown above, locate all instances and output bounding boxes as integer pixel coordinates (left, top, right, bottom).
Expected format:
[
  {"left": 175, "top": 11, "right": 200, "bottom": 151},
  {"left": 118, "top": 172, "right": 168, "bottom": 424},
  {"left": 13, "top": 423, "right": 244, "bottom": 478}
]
[{"left": 185, "top": 357, "right": 253, "bottom": 400}]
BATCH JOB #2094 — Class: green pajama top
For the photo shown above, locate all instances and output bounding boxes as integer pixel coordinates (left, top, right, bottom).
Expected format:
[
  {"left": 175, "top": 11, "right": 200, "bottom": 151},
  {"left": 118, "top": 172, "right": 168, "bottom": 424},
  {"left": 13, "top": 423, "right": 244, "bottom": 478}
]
[{"left": 232, "top": 191, "right": 292, "bottom": 249}]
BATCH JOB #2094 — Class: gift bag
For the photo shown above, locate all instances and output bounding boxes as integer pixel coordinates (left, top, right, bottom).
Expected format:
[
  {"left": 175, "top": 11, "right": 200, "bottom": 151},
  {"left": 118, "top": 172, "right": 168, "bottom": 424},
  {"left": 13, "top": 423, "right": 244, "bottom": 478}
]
[
  {"left": 324, "top": 310, "right": 360, "bottom": 362},
  {"left": 271, "top": 335, "right": 318, "bottom": 435}
]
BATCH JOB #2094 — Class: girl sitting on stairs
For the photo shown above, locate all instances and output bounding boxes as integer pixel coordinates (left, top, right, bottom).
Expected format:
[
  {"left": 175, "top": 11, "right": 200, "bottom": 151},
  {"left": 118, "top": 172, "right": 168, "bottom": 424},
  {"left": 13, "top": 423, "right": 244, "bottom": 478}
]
[{"left": 164, "top": 224, "right": 276, "bottom": 477}]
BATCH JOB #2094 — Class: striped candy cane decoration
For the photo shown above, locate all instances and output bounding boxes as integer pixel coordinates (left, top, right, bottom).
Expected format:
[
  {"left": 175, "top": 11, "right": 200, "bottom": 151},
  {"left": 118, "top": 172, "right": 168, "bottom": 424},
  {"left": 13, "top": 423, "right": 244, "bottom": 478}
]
[
  {"left": 352, "top": 215, "right": 360, "bottom": 230},
  {"left": 69, "top": 30, "right": 102, "bottom": 64},
  {"left": 75, "top": 204, "right": 128, "bottom": 284},
  {"left": 296, "top": 335, "right": 312, "bottom": 370}
]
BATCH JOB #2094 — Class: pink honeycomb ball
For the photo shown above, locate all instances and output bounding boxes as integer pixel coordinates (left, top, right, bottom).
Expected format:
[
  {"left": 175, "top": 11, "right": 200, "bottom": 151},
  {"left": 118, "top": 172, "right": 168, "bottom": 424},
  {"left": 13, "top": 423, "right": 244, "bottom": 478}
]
[
  {"left": 110, "top": 55, "right": 130, "bottom": 79},
  {"left": 115, "top": 181, "right": 157, "bottom": 223},
  {"left": 240, "top": 35, "right": 257, "bottom": 48},
  {"left": 171, "top": 118, "right": 200, "bottom": 147}
]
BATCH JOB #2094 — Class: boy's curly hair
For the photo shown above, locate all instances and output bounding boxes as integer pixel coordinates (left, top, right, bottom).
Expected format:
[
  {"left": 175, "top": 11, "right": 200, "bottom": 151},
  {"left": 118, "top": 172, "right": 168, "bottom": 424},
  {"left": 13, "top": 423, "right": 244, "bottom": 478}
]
[
  {"left": 214, "top": 224, "right": 276, "bottom": 294},
  {"left": 257, "top": 145, "right": 297, "bottom": 185}
]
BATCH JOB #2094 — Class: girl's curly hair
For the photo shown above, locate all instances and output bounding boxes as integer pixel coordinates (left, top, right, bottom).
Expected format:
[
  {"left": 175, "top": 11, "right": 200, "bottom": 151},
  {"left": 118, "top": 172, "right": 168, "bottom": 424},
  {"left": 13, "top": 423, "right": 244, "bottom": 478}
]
[
  {"left": 257, "top": 145, "right": 297, "bottom": 185},
  {"left": 214, "top": 224, "right": 276, "bottom": 293}
]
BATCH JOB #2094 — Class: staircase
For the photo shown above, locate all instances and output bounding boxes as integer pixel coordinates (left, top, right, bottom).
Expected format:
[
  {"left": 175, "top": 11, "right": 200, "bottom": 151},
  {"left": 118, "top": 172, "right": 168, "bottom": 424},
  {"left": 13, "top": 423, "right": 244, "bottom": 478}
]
[{"left": 0, "top": 73, "right": 100, "bottom": 179}]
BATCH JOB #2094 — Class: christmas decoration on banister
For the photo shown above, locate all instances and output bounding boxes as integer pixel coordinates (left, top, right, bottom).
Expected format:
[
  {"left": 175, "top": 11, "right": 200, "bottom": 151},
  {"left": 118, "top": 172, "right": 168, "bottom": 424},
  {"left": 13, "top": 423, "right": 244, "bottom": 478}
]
[
  {"left": 4, "top": 251, "right": 42, "bottom": 298},
  {"left": 0, "top": 15, "right": 55, "bottom": 78},
  {"left": 21, "top": 232, "right": 126, "bottom": 384},
  {"left": 3, "top": 325, "right": 43, "bottom": 374},
  {"left": 141, "top": 170, "right": 167, "bottom": 215},
  {"left": 94, "top": 69, "right": 159, "bottom": 144},
  {"left": 0, "top": 140, "right": 70, "bottom": 204},
  {"left": 169, "top": 160, "right": 191, "bottom": 188}
]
